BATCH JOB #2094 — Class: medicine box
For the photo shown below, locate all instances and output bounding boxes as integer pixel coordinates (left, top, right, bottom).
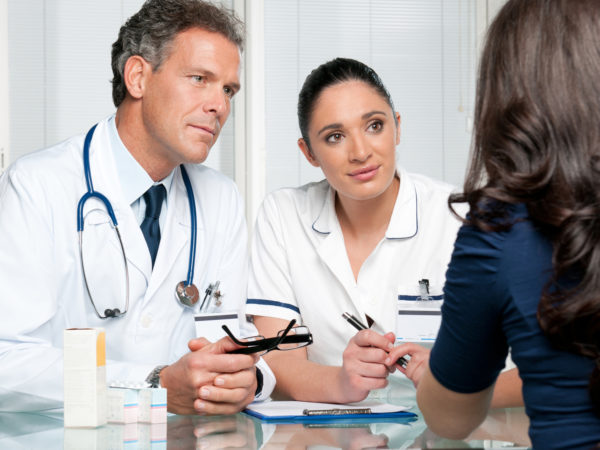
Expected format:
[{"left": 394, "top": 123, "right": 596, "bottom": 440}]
[
  {"left": 108, "top": 387, "right": 139, "bottom": 423},
  {"left": 108, "top": 383, "right": 167, "bottom": 424},
  {"left": 63, "top": 328, "right": 107, "bottom": 428},
  {"left": 138, "top": 387, "right": 167, "bottom": 423}
]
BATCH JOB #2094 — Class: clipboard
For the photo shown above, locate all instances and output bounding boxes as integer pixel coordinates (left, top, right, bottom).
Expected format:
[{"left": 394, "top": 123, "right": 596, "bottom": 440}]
[{"left": 243, "top": 400, "right": 417, "bottom": 424}]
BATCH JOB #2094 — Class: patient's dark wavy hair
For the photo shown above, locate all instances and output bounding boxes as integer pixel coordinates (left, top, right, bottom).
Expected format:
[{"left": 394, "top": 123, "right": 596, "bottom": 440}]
[{"left": 450, "top": 0, "right": 600, "bottom": 414}]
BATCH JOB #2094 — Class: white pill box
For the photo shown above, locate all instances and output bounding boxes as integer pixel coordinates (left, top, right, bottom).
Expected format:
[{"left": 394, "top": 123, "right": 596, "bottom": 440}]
[
  {"left": 108, "top": 384, "right": 167, "bottom": 423},
  {"left": 63, "top": 328, "right": 107, "bottom": 428},
  {"left": 138, "top": 387, "right": 167, "bottom": 423},
  {"left": 107, "top": 387, "right": 139, "bottom": 423}
]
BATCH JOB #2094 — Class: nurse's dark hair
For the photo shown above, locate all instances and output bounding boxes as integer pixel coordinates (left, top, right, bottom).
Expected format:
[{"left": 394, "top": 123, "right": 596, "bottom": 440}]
[
  {"left": 110, "top": 0, "right": 244, "bottom": 107},
  {"left": 449, "top": 0, "right": 600, "bottom": 414},
  {"left": 297, "top": 58, "right": 396, "bottom": 151}
]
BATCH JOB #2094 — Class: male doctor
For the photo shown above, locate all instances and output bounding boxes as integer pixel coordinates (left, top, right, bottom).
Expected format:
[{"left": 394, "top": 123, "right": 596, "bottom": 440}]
[{"left": 0, "top": 0, "right": 273, "bottom": 415}]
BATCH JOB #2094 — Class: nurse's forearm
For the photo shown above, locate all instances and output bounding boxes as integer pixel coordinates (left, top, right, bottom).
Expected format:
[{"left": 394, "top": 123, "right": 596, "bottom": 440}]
[
  {"left": 262, "top": 349, "right": 351, "bottom": 403},
  {"left": 254, "top": 315, "right": 351, "bottom": 403}
]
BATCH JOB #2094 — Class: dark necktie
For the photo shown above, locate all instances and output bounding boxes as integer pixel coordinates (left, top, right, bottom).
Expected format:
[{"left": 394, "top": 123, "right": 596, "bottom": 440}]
[{"left": 140, "top": 184, "right": 166, "bottom": 267}]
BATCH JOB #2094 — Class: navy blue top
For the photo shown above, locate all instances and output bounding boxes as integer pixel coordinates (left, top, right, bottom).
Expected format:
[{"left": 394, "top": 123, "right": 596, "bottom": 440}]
[{"left": 429, "top": 203, "right": 600, "bottom": 449}]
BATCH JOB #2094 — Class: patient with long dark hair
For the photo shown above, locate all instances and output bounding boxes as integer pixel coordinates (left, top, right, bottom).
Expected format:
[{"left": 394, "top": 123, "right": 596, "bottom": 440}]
[{"left": 417, "top": 0, "right": 600, "bottom": 448}]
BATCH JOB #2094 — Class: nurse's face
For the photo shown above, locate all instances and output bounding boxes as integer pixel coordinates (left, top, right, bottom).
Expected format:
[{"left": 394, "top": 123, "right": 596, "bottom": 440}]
[
  {"left": 136, "top": 27, "right": 240, "bottom": 171},
  {"left": 298, "top": 80, "right": 401, "bottom": 203}
]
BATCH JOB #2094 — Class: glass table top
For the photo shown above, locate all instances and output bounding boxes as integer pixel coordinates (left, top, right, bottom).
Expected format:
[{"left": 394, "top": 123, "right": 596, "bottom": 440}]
[{"left": 0, "top": 406, "right": 530, "bottom": 449}]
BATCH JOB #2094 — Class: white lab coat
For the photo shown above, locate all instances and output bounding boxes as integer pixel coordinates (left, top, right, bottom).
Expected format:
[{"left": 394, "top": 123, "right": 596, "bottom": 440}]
[{"left": 0, "top": 117, "right": 273, "bottom": 412}]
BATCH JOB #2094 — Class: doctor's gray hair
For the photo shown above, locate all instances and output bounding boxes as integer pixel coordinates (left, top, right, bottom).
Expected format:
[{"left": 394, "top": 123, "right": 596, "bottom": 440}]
[{"left": 111, "top": 0, "right": 245, "bottom": 107}]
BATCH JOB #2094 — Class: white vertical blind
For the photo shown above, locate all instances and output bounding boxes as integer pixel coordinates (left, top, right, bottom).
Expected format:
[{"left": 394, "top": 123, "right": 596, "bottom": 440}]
[
  {"left": 264, "top": 0, "right": 478, "bottom": 193},
  {"left": 0, "top": 0, "right": 8, "bottom": 172},
  {"left": 7, "top": 0, "right": 235, "bottom": 179}
]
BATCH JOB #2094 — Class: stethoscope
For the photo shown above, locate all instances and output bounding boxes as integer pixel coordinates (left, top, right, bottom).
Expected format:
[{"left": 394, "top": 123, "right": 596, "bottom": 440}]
[{"left": 77, "top": 124, "right": 200, "bottom": 319}]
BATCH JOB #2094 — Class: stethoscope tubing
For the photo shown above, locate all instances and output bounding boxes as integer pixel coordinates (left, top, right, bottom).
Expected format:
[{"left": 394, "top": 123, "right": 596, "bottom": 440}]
[
  {"left": 77, "top": 124, "right": 120, "bottom": 232},
  {"left": 179, "top": 166, "right": 197, "bottom": 287},
  {"left": 77, "top": 123, "right": 198, "bottom": 317}
]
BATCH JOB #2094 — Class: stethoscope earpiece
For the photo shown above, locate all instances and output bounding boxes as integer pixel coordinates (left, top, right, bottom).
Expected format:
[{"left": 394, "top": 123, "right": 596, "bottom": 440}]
[{"left": 104, "top": 308, "right": 120, "bottom": 318}]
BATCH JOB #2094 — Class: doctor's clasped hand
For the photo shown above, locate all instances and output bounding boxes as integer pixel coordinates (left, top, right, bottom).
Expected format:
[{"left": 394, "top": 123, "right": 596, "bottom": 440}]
[{"left": 161, "top": 337, "right": 259, "bottom": 415}]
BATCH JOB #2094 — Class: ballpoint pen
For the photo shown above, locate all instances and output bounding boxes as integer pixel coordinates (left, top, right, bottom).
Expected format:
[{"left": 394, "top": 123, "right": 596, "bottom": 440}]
[{"left": 342, "top": 312, "right": 408, "bottom": 369}]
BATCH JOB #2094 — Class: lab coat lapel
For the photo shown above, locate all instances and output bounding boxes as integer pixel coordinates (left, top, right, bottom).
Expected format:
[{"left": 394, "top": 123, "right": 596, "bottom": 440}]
[
  {"left": 145, "top": 167, "right": 189, "bottom": 301},
  {"left": 89, "top": 119, "right": 153, "bottom": 284},
  {"left": 312, "top": 187, "right": 357, "bottom": 297}
]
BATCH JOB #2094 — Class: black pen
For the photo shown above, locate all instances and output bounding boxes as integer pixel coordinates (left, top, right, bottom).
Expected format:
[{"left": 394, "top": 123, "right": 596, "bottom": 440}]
[{"left": 341, "top": 312, "right": 408, "bottom": 369}]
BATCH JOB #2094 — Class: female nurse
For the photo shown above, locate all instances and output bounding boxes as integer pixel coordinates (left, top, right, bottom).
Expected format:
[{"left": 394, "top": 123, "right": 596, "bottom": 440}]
[
  {"left": 247, "top": 58, "right": 521, "bottom": 406},
  {"left": 416, "top": 0, "right": 600, "bottom": 448}
]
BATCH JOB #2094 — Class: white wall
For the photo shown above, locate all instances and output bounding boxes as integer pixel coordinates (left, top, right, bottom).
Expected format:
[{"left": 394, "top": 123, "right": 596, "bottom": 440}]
[{"left": 0, "top": 0, "right": 8, "bottom": 172}]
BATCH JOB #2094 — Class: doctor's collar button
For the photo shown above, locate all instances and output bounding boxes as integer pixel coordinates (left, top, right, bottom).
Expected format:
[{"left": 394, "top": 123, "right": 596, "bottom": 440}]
[{"left": 140, "top": 314, "right": 154, "bottom": 328}]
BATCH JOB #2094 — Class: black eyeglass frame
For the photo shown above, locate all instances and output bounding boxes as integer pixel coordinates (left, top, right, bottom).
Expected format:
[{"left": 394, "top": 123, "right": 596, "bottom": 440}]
[{"left": 222, "top": 319, "right": 313, "bottom": 355}]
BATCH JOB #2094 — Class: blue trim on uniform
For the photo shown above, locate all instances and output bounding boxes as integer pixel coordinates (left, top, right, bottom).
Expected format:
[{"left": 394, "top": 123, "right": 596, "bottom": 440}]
[
  {"left": 311, "top": 222, "right": 330, "bottom": 235},
  {"left": 246, "top": 299, "right": 300, "bottom": 314},
  {"left": 398, "top": 294, "right": 444, "bottom": 301},
  {"left": 386, "top": 186, "right": 419, "bottom": 240}
]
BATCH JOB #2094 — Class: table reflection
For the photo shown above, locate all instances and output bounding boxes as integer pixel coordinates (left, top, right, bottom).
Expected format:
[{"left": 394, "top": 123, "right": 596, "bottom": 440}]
[{"left": 0, "top": 406, "right": 530, "bottom": 449}]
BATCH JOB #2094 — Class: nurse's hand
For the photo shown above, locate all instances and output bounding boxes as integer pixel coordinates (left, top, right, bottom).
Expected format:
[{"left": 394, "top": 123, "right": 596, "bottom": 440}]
[
  {"left": 160, "top": 336, "right": 258, "bottom": 415},
  {"left": 386, "top": 342, "right": 430, "bottom": 388},
  {"left": 338, "top": 329, "right": 396, "bottom": 402}
]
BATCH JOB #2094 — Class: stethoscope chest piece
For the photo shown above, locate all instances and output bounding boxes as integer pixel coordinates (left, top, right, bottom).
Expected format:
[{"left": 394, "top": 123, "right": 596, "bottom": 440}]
[{"left": 176, "top": 281, "right": 199, "bottom": 307}]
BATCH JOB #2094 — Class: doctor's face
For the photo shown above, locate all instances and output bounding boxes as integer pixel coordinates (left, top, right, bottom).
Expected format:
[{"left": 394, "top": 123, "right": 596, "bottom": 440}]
[
  {"left": 299, "top": 80, "right": 401, "bottom": 203},
  {"left": 140, "top": 27, "right": 241, "bottom": 169}
]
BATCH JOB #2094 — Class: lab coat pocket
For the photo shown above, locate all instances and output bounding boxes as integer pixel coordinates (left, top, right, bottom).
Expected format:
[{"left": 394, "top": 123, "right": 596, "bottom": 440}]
[
  {"left": 395, "top": 284, "right": 443, "bottom": 343},
  {"left": 82, "top": 207, "right": 113, "bottom": 225}
]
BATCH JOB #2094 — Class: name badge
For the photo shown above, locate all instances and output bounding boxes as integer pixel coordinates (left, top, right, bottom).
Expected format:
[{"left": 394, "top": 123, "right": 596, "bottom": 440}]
[
  {"left": 194, "top": 312, "right": 240, "bottom": 342},
  {"left": 395, "top": 279, "right": 443, "bottom": 342}
]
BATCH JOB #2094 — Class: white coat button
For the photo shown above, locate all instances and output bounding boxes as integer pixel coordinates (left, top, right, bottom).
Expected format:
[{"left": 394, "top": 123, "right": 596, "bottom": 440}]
[{"left": 140, "top": 314, "right": 153, "bottom": 328}]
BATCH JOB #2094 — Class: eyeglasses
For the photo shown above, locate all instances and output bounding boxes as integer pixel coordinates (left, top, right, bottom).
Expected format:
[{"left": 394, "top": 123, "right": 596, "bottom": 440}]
[{"left": 222, "top": 319, "right": 313, "bottom": 355}]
